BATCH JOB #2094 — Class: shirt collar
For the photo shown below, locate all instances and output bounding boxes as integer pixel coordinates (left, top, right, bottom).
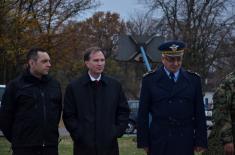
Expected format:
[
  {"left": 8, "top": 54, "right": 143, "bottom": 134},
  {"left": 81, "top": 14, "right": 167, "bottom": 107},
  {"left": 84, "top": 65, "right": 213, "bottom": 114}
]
[
  {"left": 88, "top": 72, "right": 101, "bottom": 81},
  {"left": 163, "top": 67, "right": 180, "bottom": 80}
]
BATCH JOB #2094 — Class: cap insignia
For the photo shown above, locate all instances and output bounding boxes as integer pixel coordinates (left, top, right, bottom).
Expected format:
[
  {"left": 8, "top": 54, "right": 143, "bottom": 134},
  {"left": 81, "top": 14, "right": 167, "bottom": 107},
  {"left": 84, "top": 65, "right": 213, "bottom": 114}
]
[{"left": 169, "top": 44, "right": 179, "bottom": 52}]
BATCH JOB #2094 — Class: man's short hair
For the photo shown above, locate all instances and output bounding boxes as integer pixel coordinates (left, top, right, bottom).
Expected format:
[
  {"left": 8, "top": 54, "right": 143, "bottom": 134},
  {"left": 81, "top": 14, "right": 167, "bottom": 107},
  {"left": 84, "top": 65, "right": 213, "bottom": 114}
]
[
  {"left": 83, "top": 47, "right": 104, "bottom": 61},
  {"left": 26, "top": 48, "right": 47, "bottom": 61}
]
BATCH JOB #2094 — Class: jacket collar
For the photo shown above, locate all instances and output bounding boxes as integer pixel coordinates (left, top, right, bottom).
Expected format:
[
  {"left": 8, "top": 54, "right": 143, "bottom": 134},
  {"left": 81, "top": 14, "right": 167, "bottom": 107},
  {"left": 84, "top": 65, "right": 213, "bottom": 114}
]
[
  {"left": 22, "top": 69, "right": 50, "bottom": 83},
  {"left": 155, "top": 65, "right": 190, "bottom": 82},
  {"left": 180, "top": 68, "right": 190, "bottom": 81},
  {"left": 154, "top": 65, "right": 191, "bottom": 96},
  {"left": 81, "top": 72, "right": 108, "bottom": 86},
  {"left": 154, "top": 65, "right": 167, "bottom": 81}
]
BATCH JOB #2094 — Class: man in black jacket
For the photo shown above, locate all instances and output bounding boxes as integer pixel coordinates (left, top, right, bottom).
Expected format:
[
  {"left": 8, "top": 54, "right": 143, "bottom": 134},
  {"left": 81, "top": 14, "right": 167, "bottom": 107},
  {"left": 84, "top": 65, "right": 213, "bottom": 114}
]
[
  {"left": 0, "top": 48, "right": 62, "bottom": 155},
  {"left": 63, "top": 46, "right": 130, "bottom": 155}
]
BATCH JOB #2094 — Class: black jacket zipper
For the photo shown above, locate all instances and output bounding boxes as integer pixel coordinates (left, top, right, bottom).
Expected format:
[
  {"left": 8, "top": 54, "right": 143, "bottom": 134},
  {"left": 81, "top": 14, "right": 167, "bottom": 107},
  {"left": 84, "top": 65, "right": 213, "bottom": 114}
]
[{"left": 40, "top": 87, "right": 47, "bottom": 147}]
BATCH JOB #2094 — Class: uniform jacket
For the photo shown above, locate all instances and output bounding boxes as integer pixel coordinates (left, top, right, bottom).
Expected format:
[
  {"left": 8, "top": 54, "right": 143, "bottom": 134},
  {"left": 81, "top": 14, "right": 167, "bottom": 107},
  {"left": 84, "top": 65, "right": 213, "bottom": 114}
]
[
  {"left": 62, "top": 73, "right": 130, "bottom": 155},
  {"left": 137, "top": 66, "right": 207, "bottom": 155},
  {"left": 213, "top": 72, "right": 235, "bottom": 144},
  {"left": 0, "top": 70, "right": 62, "bottom": 148}
]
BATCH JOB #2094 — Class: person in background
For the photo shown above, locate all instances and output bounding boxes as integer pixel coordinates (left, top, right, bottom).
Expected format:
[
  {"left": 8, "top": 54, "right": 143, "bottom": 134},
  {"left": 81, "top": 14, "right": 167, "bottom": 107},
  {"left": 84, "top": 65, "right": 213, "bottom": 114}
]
[
  {"left": 213, "top": 72, "right": 235, "bottom": 155},
  {"left": 63, "top": 46, "right": 130, "bottom": 155},
  {"left": 137, "top": 41, "right": 208, "bottom": 155}
]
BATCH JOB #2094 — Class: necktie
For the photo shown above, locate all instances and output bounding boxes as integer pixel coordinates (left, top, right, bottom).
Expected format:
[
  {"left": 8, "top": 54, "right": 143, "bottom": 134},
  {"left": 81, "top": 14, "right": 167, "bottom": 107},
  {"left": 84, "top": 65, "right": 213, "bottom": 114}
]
[
  {"left": 169, "top": 72, "right": 175, "bottom": 83},
  {"left": 95, "top": 80, "right": 100, "bottom": 87},
  {"left": 91, "top": 80, "right": 100, "bottom": 88}
]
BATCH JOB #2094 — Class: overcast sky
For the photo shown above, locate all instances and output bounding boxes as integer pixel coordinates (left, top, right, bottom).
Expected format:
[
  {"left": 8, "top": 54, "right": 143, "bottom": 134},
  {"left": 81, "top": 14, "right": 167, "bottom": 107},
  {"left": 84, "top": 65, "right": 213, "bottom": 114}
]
[
  {"left": 81, "top": 0, "right": 146, "bottom": 21},
  {"left": 79, "top": 1, "right": 235, "bottom": 21}
]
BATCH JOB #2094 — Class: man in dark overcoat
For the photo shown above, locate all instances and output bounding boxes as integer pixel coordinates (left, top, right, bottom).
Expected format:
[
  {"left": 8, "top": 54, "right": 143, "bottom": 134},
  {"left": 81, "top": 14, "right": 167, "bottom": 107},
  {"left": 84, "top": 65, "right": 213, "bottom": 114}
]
[
  {"left": 137, "top": 41, "right": 208, "bottom": 155},
  {"left": 63, "top": 46, "right": 130, "bottom": 155}
]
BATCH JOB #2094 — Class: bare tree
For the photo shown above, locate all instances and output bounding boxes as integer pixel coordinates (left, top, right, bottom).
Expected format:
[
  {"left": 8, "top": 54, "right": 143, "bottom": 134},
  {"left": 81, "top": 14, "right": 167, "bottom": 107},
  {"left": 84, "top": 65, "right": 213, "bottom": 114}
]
[
  {"left": 126, "top": 11, "right": 157, "bottom": 36},
  {"left": 143, "top": 0, "right": 235, "bottom": 89}
]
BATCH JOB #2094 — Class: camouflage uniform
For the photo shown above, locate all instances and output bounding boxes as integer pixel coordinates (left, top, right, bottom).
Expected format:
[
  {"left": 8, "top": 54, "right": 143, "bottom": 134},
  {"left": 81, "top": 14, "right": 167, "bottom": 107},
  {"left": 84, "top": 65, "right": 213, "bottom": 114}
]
[{"left": 213, "top": 72, "right": 235, "bottom": 145}]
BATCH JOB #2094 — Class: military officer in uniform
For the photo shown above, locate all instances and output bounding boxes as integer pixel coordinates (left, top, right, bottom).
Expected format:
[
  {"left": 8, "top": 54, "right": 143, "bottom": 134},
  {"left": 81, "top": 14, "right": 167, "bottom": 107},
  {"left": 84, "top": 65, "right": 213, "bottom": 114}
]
[
  {"left": 213, "top": 72, "right": 235, "bottom": 155},
  {"left": 137, "top": 41, "right": 208, "bottom": 155}
]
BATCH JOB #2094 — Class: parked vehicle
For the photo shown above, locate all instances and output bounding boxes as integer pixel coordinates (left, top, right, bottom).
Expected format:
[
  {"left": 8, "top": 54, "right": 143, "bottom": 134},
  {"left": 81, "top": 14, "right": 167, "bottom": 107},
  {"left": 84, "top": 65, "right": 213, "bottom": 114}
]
[
  {"left": 125, "top": 100, "right": 139, "bottom": 134},
  {"left": 0, "top": 85, "right": 6, "bottom": 107}
]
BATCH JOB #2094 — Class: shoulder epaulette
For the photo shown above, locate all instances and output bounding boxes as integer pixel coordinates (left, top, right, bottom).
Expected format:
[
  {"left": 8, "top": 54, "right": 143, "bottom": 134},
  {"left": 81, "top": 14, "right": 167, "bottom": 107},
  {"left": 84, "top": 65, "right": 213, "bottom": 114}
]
[
  {"left": 143, "top": 70, "right": 155, "bottom": 77},
  {"left": 187, "top": 70, "right": 200, "bottom": 77}
]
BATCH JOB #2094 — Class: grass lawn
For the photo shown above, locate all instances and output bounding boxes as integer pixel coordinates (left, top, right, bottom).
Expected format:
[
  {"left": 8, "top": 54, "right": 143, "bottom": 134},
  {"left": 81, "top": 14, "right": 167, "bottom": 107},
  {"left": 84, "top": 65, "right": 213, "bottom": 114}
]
[{"left": 0, "top": 136, "right": 145, "bottom": 155}]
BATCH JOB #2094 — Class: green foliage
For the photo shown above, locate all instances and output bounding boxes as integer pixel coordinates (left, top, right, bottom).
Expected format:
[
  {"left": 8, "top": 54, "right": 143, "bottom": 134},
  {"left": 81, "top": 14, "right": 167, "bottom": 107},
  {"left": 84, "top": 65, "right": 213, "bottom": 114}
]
[
  {"left": 0, "top": 137, "right": 11, "bottom": 155},
  {"left": 105, "top": 59, "right": 123, "bottom": 78},
  {"left": 119, "top": 137, "right": 145, "bottom": 155}
]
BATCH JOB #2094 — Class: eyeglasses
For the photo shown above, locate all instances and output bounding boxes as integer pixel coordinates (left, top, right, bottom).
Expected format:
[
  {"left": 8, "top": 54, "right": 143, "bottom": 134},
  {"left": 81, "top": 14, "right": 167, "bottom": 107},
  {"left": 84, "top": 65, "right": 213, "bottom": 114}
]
[{"left": 163, "top": 56, "right": 183, "bottom": 63}]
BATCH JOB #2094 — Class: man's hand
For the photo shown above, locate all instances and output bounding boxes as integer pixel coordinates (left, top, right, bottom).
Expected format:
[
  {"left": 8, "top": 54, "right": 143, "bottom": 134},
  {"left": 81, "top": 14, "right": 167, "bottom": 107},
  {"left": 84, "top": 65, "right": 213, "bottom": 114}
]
[
  {"left": 194, "top": 146, "right": 206, "bottom": 153},
  {"left": 224, "top": 143, "right": 234, "bottom": 155},
  {"left": 143, "top": 147, "right": 149, "bottom": 154}
]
